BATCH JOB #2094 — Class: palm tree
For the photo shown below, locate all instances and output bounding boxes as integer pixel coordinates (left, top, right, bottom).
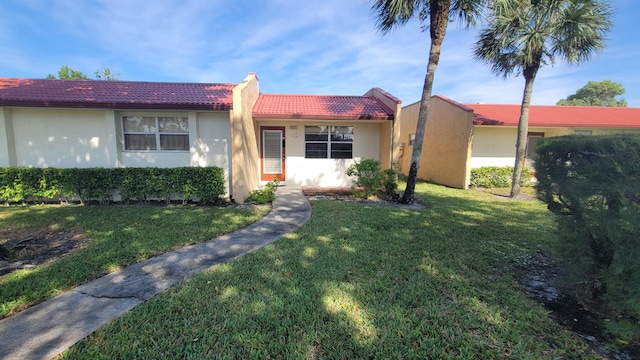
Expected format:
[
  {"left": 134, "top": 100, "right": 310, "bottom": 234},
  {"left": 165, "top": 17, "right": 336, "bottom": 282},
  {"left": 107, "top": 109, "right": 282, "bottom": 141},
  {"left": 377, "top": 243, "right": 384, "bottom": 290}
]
[
  {"left": 372, "top": 0, "right": 487, "bottom": 204},
  {"left": 473, "top": 0, "right": 612, "bottom": 197}
]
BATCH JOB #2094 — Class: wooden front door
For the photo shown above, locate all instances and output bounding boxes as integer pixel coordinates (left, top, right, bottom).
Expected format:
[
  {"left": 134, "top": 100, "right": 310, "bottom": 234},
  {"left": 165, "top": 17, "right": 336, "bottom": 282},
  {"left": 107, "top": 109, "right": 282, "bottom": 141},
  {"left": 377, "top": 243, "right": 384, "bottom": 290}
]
[{"left": 260, "top": 127, "right": 285, "bottom": 181}]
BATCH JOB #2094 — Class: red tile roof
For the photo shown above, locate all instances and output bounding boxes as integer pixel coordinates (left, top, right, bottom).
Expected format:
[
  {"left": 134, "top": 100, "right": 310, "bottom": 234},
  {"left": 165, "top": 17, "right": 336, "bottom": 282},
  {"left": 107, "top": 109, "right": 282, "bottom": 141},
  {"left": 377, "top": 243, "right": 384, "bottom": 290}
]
[
  {"left": 468, "top": 103, "right": 640, "bottom": 128},
  {"left": 0, "top": 78, "right": 235, "bottom": 110},
  {"left": 253, "top": 93, "right": 395, "bottom": 120}
]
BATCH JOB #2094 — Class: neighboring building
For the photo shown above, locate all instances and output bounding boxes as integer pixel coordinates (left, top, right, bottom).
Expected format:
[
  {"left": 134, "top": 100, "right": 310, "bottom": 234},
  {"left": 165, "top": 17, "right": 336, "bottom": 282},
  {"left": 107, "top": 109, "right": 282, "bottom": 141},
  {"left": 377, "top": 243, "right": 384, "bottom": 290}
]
[
  {"left": 397, "top": 96, "right": 474, "bottom": 190},
  {"left": 0, "top": 74, "right": 401, "bottom": 202},
  {"left": 399, "top": 97, "right": 640, "bottom": 189}
]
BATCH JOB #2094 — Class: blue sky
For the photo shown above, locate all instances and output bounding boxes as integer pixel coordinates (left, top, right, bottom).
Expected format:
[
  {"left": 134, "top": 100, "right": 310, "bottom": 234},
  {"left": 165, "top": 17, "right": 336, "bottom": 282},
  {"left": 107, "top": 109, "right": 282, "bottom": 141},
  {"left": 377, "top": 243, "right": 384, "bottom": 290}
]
[{"left": 1, "top": 0, "right": 638, "bottom": 106}]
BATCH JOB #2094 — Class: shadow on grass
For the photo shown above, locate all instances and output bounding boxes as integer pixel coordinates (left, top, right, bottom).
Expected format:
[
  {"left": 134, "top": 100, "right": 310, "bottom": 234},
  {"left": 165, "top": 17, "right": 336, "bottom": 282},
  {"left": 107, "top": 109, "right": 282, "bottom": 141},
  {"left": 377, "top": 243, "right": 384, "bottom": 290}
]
[
  {"left": 0, "top": 206, "right": 267, "bottom": 318},
  {"left": 64, "top": 183, "right": 599, "bottom": 359}
]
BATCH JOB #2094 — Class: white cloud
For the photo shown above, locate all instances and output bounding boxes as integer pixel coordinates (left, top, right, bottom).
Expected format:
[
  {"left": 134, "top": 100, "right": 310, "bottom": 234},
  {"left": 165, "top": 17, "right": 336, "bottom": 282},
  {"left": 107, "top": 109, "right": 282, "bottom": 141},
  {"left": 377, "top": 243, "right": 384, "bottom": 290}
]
[{"left": 1, "top": 0, "right": 638, "bottom": 106}]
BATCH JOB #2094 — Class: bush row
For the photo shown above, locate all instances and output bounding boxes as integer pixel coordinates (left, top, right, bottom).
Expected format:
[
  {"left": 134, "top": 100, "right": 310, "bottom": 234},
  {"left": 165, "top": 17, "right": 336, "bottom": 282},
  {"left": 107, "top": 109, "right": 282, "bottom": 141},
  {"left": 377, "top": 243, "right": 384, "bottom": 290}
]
[
  {"left": 470, "top": 166, "right": 533, "bottom": 188},
  {"left": 0, "top": 167, "right": 225, "bottom": 205},
  {"left": 535, "top": 134, "right": 640, "bottom": 335}
]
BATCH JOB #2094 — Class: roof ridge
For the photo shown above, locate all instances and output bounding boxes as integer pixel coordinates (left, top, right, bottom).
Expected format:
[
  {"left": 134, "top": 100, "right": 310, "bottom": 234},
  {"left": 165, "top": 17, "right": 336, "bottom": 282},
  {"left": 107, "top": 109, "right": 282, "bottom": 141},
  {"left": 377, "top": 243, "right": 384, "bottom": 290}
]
[
  {"left": 0, "top": 78, "right": 237, "bottom": 87},
  {"left": 260, "top": 93, "right": 377, "bottom": 98},
  {"left": 467, "top": 102, "right": 639, "bottom": 110},
  {"left": 0, "top": 77, "right": 235, "bottom": 110}
]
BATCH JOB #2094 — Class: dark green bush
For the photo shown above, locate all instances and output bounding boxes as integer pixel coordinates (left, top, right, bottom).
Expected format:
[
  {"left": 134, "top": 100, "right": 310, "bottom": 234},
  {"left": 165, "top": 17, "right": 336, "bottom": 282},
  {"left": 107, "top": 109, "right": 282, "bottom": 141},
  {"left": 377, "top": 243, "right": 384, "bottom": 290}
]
[
  {"left": 0, "top": 167, "right": 225, "bottom": 205},
  {"left": 381, "top": 168, "right": 399, "bottom": 197},
  {"left": 535, "top": 134, "right": 640, "bottom": 339},
  {"left": 470, "top": 166, "right": 532, "bottom": 188}
]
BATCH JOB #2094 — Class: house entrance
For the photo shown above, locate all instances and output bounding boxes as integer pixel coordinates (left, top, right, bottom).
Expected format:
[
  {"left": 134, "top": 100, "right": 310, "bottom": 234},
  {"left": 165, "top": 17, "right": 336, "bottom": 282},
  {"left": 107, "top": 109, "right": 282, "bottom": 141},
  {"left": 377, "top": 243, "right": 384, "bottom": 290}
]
[{"left": 260, "top": 127, "right": 286, "bottom": 181}]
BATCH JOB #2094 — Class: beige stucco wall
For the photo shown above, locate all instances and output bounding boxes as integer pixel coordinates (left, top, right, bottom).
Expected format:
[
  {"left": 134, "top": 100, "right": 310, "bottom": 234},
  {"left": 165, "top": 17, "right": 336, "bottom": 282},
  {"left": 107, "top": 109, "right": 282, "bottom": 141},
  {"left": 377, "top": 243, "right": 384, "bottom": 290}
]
[
  {"left": 470, "top": 126, "right": 516, "bottom": 168},
  {"left": 398, "top": 102, "right": 419, "bottom": 174},
  {"left": 471, "top": 126, "right": 640, "bottom": 171},
  {"left": 230, "top": 73, "right": 261, "bottom": 202},
  {"left": 0, "top": 108, "right": 16, "bottom": 167},
  {"left": 399, "top": 97, "right": 474, "bottom": 189},
  {"left": 258, "top": 120, "right": 384, "bottom": 187},
  {"left": 363, "top": 88, "right": 402, "bottom": 169},
  {"left": 10, "top": 108, "right": 118, "bottom": 168},
  {"left": 1, "top": 106, "right": 234, "bottom": 195}
]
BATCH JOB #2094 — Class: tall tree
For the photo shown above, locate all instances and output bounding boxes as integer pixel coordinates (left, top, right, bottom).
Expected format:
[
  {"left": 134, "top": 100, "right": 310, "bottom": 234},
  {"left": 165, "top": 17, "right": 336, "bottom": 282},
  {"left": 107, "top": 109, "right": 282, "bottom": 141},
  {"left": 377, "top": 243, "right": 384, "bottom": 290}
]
[
  {"left": 372, "top": 0, "right": 487, "bottom": 204},
  {"left": 46, "top": 65, "right": 90, "bottom": 80},
  {"left": 46, "top": 65, "right": 120, "bottom": 81},
  {"left": 557, "top": 79, "right": 627, "bottom": 107},
  {"left": 473, "top": 0, "right": 612, "bottom": 197}
]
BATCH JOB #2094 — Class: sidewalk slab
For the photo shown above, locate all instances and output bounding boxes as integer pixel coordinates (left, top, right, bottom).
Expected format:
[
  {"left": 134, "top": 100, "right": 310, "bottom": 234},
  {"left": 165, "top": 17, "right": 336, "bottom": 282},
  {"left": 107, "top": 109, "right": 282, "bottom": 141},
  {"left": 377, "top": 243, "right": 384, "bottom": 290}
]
[{"left": 0, "top": 186, "right": 311, "bottom": 360}]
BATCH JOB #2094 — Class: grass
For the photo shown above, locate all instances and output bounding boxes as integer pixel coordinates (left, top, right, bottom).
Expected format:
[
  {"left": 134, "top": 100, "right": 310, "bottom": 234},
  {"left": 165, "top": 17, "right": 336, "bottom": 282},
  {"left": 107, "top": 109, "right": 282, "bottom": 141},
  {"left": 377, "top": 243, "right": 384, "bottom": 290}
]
[
  {"left": 61, "top": 182, "right": 604, "bottom": 359},
  {"left": 0, "top": 205, "right": 268, "bottom": 318}
]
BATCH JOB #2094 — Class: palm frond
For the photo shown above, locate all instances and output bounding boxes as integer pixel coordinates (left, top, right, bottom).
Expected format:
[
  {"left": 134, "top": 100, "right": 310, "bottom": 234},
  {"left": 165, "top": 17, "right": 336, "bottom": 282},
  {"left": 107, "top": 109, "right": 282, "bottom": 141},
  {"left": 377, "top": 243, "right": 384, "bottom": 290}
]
[
  {"left": 473, "top": 0, "right": 613, "bottom": 78},
  {"left": 450, "top": 0, "right": 489, "bottom": 28},
  {"left": 552, "top": 0, "right": 612, "bottom": 63},
  {"left": 371, "top": 0, "right": 423, "bottom": 33}
]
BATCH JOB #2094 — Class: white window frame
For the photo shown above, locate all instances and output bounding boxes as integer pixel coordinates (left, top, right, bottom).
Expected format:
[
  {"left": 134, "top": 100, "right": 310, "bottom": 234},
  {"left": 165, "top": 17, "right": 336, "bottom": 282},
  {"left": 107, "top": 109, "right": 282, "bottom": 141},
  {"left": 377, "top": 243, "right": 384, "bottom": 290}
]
[
  {"left": 409, "top": 133, "right": 416, "bottom": 146},
  {"left": 304, "top": 125, "right": 353, "bottom": 159},
  {"left": 122, "top": 115, "right": 189, "bottom": 151}
]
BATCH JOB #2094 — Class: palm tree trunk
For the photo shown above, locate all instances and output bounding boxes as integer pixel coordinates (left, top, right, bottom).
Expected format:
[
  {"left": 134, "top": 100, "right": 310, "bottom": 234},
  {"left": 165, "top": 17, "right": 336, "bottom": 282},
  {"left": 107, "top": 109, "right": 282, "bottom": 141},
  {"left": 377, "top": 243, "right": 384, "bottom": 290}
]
[
  {"left": 401, "top": 0, "right": 449, "bottom": 204},
  {"left": 510, "top": 66, "right": 538, "bottom": 197}
]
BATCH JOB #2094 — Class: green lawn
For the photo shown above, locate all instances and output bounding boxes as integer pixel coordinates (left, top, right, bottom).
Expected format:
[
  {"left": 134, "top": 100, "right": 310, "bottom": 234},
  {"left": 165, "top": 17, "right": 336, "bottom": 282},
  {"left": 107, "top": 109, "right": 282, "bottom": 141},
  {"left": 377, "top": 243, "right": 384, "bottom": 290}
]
[
  {"left": 0, "top": 205, "right": 268, "bottom": 318},
  {"left": 62, "top": 183, "right": 603, "bottom": 359}
]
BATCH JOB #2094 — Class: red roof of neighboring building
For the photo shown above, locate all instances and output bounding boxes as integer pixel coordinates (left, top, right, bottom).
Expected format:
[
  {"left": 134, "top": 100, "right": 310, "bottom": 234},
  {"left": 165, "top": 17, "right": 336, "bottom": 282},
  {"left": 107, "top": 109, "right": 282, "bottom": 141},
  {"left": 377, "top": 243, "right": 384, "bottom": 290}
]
[
  {"left": 253, "top": 93, "right": 395, "bottom": 120},
  {"left": 468, "top": 103, "right": 640, "bottom": 128},
  {"left": 0, "top": 78, "right": 235, "bottom": 110}
]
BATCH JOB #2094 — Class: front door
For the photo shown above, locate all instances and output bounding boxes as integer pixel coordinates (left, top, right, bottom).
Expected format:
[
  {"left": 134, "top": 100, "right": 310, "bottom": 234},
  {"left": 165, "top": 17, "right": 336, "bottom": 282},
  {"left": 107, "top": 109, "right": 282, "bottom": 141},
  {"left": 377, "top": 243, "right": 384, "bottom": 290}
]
[{"left": 260, "top": 127, "right": 286, "bottom": 181}]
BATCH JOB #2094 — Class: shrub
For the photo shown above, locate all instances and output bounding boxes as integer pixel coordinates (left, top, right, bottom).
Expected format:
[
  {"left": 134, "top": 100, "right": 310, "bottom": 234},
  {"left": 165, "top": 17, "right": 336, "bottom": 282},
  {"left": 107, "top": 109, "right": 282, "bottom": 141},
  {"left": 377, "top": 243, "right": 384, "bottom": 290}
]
[
  {"left": 0, "top": 168, "right": 21, "bottom": 204},
  {"left": 381, "top": 168, "right": 399, "bottom": 196},
  {"left": 535, "top": 134, "right": 640, "bottom": 339},
  {"left": 0, "top": 167, "right": 225, "bottom": 205},
  {"left": 346, "top": 159, "right": 383, "bottom": 198},
  {"left": 470, "top": 166, "right": 532, "bottom": 188},
  {"left": 345, "top": 159, "right": 399, "bottom": 199},
  {"left": 246, "top": 179, "right": 279, "bottom": 204}
]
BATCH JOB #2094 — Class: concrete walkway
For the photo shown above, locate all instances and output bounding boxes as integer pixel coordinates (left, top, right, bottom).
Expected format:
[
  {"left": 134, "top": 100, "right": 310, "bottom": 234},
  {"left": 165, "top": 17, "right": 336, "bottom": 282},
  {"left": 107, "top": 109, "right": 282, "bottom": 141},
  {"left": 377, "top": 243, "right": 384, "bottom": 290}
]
[{"left": 0, "top": 186, "right": 311, "bottom": 360}]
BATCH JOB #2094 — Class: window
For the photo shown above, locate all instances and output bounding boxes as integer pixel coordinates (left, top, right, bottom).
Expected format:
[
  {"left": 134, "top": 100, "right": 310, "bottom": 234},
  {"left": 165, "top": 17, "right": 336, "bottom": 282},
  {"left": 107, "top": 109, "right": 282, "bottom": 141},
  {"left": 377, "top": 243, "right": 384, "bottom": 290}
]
[
  {"left": 409, "top": 133, "right": 416, "bottom": 146},
  {"left": 305, "top": 126, "right": 353, "bottom": 159},
  {"left": 526, "top": 133, "right": 544, "bottom": 161},
  {"left": 123, "top": 116, "right": 189, "bottom": 151}
]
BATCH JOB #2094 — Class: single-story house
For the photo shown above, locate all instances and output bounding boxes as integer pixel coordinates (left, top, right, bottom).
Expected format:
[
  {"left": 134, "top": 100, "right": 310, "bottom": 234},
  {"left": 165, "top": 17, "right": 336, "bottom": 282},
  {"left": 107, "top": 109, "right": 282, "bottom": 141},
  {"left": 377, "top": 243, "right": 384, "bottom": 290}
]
[
  {"left": 0, "top": 74, "right": 402, "bottom": 202},
  {"left": 399, "top": 96, "right": 640, "bottom": 189}
]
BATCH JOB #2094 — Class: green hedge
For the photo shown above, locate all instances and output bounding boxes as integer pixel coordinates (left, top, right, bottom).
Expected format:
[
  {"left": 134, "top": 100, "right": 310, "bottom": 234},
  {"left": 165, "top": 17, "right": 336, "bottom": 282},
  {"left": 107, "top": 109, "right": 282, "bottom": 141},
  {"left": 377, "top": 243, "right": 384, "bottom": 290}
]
[
  {"left": 469, "top": 166, "right": 532, "bottom": 188},
  {"left": 535, "top": 134, "right": 640, "bottom": 337},
  {"left": 0, "top": 167, "right": 225, "bottom": 205}
]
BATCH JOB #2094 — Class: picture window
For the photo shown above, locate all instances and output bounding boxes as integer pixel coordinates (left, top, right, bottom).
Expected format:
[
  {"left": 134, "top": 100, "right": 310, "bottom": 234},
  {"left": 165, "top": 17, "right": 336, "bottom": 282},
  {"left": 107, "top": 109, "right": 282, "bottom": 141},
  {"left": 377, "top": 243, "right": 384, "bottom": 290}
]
[
  {"left": 123, "top": 116, "right": 189, "bottom": 151},
  {"left": 305, "top": 126, "right": 353, "bottom": 159}
]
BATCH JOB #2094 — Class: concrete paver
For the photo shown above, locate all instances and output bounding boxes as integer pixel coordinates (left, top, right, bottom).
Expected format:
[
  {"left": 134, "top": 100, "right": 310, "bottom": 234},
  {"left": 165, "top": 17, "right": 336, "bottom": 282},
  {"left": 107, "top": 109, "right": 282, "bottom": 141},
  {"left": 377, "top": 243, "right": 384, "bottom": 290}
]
[{"left": 0, "top": 186, "right": 311, "bottom": 360}]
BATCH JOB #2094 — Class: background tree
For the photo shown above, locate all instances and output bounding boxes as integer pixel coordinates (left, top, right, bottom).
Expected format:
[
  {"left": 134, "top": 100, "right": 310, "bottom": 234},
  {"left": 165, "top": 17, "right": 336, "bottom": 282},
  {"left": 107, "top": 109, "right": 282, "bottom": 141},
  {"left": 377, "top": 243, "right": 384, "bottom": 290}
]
[
  {"left": 473, "top": 0, "right": 612, "bottom": 197},
  {"left": 46, "top": 65, "right": 89, "bottom": 80},
  {"left": 557, "top": 79, "right": 627, "bottom": 107},
  {"left": 94, "top": 67, "right": 120, "bottom": 81},
  {"left": 46, "top": 65, "right": 120, "bottom": 81},
  {"left": 372, "top": 0, "right": 487, "bottom": 204}
]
